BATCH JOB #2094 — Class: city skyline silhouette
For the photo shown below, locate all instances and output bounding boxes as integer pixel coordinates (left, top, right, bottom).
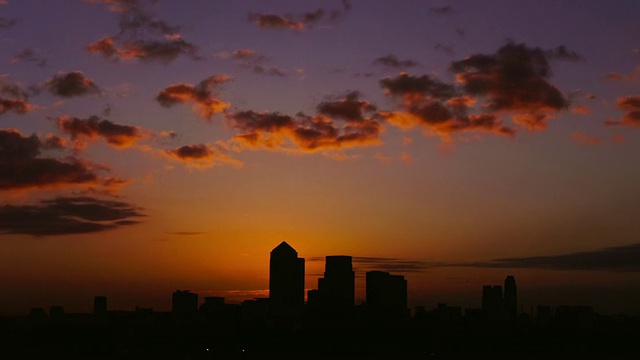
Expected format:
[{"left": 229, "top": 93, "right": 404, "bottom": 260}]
[
  {"left": 2, "top": 0, "right": 640, "bottom": 356},
  {"left": 1, "top": 241, "right": 638, "bottom": 357}
]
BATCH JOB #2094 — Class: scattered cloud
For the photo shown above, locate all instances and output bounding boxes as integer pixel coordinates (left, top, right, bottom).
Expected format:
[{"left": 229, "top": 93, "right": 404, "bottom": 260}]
[
  {"left": 456, "top": 243, "right": 640, "bottom": 273},
  {"left": 226, "top": 91, "right": 383, "bottom": 153},
  {"left": 0, "top": 76, "right": 36, "bottom": 115},
  {"left": 248, "top": 1, "right": 351, "bottom": 31},
  {"left": 428, "top": 5, "right": 454, "bottom": 15},
  {"left": 0, "top": 16, "right": 18, "bottom": 29},
  {"left": 571, "top": 131, "right": 602, "bottom": 145},
  {"left": 380, "top": 73, "right": 515, "bottom": 141},
  {"left": 605, "top": 95, "right": 640, "bottom": 127},
  {"left": 450, "top": 42, "right": 571, "bottom": 130},
  {"left": 156, "top": 75, "right": 231, "bottom": 121},
  {"left": 44, "top": 71, "right": 100, "bottom": 98},
  {"left": 0, "top": 195, "right": 145, "bottom": 236},
  {"left": 604, "top": 66, "right": 640, "bottom": 82},
  {"left": 248, "top": 13, "right": 304, "bottom": 31},
  {"left": 216, "top": 48, "right": 288, "bottom": 77},
  {"left": 11, "top": 48, "right": 48, "bottom": 67},
  {"left": 56, "top": 115, "right": 147, "bottom": 149},
  {"left": 0, "top": 128, "right": 125, "bottom": 192},
  {"left": 164, "top": 143, "right": 243, "bottom": 169},
  {"left": 545, "top": 45, "right": 585, "bottom": 62},
  {"left": 373, "top": 54, "right": 419, "bottom": 68},
  {"left": 85, "top": 0, "right": 200, "bottom": 63}
]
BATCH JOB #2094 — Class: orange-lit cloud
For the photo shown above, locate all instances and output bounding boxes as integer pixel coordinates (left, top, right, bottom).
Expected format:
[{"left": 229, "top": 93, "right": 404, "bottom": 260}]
[
  {"left": 227, "top": 91, "right": 383, "bottom": 153},
  {"left": 380, "top": 73, "right": 515, "bottom": 140},
  {"left": 87, "top": 36, "right": 200, "bottom": 64},
  {"left": 85, "top": 0, "right": 201, "bottom": 63},
  {"left": 0, "top": 128, "right": 126, "bottom": 193},
  {"left": 56, "top": 115, "right": 147, "bottom": 148},
  {"left": 605, "top": 95, "right": 640, "bottom": 127},
  {"left": 380, "top": 42, "right": 575, "bottom": 140},
  {"left": 248, "top": 13, "right": 305, "bottom": 31},
  {"left": 44, "top": 71, "right": 100, "bottom": 98},
  {"left": 604, "top": 66, "right": 640, "bottom": 82},
  {"left": 571, "top": 131, "right": 602, "bottom": 145},
  {"left": 248, "top": 2, "right": 351, "bottom": 31},
  {"left": 164, "top": 143, "right": 243, "bottom": 169},
  {"left": 450, "top": 42, "right": 570, "bottom": 129},
  {"left": 0, "top": 76, "right": 37, "bottom": 115},
  {"left": 0, "top": 195, "right": 145, "bottom": 236},
  {"left": 156, "top": 75, "right": 231, "bottom": 121}
]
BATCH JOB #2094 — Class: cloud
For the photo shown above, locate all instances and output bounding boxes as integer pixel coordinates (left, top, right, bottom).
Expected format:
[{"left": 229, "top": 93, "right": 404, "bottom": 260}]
[
  {"left": 227, "top": 91, "right": 383, "bottom": 152},
  {"left": 0, "top": 76, "right": 36, "bottom": 115},
  {"left": 373, "top": 54, "right": 419, "bottom": 68},
  {"left": 0, "top": 128, "right": 125, "bottom": 192},
  {"left": 56, "top": 115, "right": 147, "bottom": 148},
  {"left": 0, "top": 195, "right": 144, "bottom": 236},
  {"left": 307, "top": 256, "right": 441, "bottom": 273},
  {"left": 156, "top": 75, "right": 231, "bottom": 121},
  {"left": 11, "top": 48, "right": 48, "bottom": 67},
  {"left": 449, "top": 42, "right": 570, "bottom": 130},
  {"left": 545, "top": 45, "right": 585, "bottom": 62},
  {"left": 456, "top": 243, "right": 640, "bottom": 273},
  {"left": 85, "top": 0, "right": 200, "bottom": 63},
  {"left": 87, "top": 36, "right": 200, "bottom": 64},
  {"left": 380, "top": 73, "right": 515, "bottom": 140},
  {"left": 604, "top": 66, "right": 640, "bottom": 82},
  {"left": 434, "top": 43, "right": 455, "bottom": 56},
  {"left": 428, "top": 5, "right": 454, "bottom": 15},
  {"left": 164, "top": 143, "right": 243, "bottom": 169},
  {"left": 248, "top": 2, "right": 351, "bottom": 31},
  {"left": 0, "top": 16, "right": 18, "bottom": 29},
  {"left": 45, "top": 71, "right": 100, "bottom": 98},
  {"left": 216, "top": 48, "right": 288, "bottom": 77},
  {"left": 248, "top": 13, "right": 304, "bottom": 31},
  {"left": 606, "top": 95, "right": 640, "bottom": 127},
  {"left": 380, "top": 42, "right": 576, "bottom": 141},
  {"left": 571, "top": 131, "right": 602, "bottom": 145}
]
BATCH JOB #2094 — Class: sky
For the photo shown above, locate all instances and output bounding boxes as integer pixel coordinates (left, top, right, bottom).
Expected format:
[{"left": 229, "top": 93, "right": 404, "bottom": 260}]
[{"left": 1, "top": 0, "right": 640, "bottom": 317}]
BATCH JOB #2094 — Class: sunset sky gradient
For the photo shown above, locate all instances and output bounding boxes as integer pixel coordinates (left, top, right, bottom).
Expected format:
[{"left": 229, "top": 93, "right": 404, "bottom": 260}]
[{"left": 1, "top": 0, "right": 640, "bottom": 316}]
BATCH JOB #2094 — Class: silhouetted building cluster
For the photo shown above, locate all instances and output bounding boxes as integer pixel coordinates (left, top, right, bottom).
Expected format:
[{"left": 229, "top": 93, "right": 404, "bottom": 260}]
[{"left": 1, "top": 241, "right": 638, "bottom": 357}]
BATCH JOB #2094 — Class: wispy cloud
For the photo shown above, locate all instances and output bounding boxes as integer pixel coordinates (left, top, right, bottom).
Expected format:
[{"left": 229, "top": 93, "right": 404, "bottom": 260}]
[
  {"left": 373, "top": 54, "right": 420, "bottom": 69},
  {"left": 0, "top": 195, "right": 145, "bottom": 236},
  {"left": 85, "top": 0, "right": 200, "bottom": 63},
  {"left": 163, "top": 143, "right": 243, "bottom": 169},
  {"left": 455, "top": 243, "right": 640, "bottom": 273}
]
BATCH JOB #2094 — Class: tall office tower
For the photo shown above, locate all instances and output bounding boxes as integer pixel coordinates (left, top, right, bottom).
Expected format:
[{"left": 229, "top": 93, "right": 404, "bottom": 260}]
[
  {"left": 93, "top": 295, "right": 107, "bottom": 315},
  {"left": 482, "top": 285, "right": 503, "bottom": 321},
  {"left": 172, "top": 290, "right": 198, "bottom": 316},
  {"left": 503, "top": 275, "right": 518, "bottom": 322},
  {"left": 318, "top": 255, "right": 355, "bottom": 307},
  {"left": 269, "top": 241, "right": 305, "bottom": 307},
  {"left": 366, "top": 270, "right": 407, "bottom": 310}
]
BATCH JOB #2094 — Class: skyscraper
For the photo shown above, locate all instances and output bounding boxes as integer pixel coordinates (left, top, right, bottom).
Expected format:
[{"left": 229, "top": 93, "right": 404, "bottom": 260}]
[
  {"left": 172, "top": 290, "right": 198, "bottom": 316},
  {"left": 504, "top": 275, "right": 517, "bottom": 322},
  {"left": 269, "top": 241, "right": 305, "bottom": 307},
  {"left": 317, "top": 255, "right": 355, "bottom": 307},
  {"left": 482, "top": 285, "right": 503, "bottom": 321},
  {"left": 366, "top": 270, "right": 407, "bottom": 309}
]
